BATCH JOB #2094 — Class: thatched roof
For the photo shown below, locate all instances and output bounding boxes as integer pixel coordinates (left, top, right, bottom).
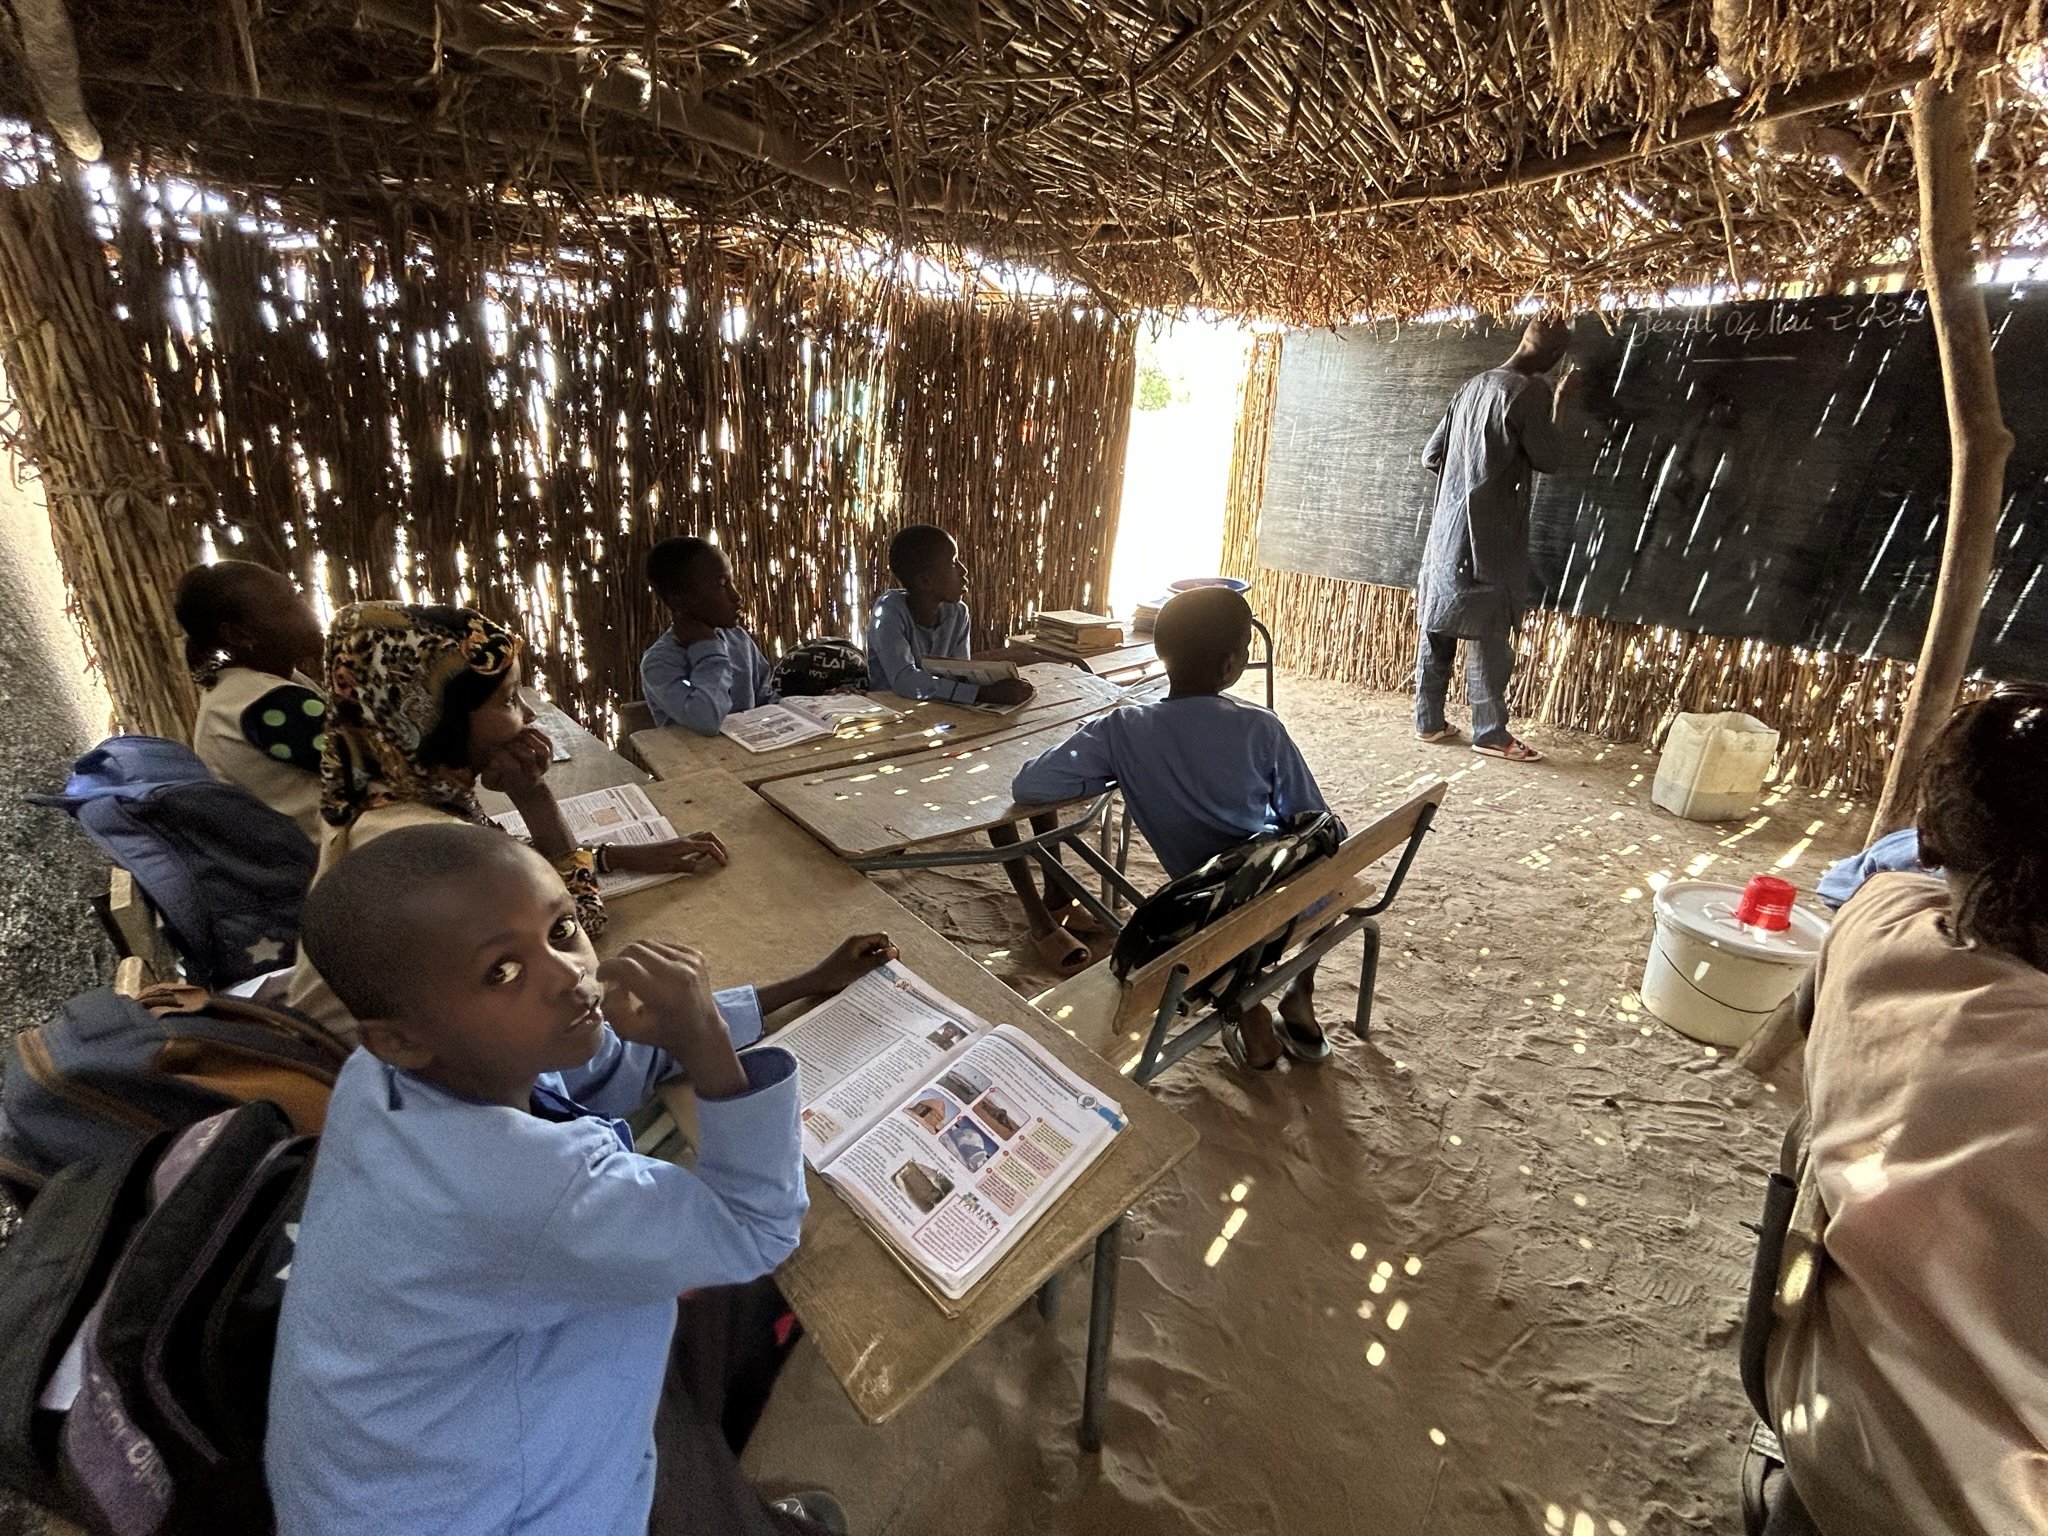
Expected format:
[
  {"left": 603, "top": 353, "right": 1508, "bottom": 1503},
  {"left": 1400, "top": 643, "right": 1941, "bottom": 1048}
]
[{"left": 2, "top": 1, "right": 2044, "bottom": 321}]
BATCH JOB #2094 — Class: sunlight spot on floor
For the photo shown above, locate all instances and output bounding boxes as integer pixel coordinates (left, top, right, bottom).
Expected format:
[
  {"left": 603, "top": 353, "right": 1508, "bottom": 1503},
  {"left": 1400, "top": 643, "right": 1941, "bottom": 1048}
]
[
  {"left": 1349, "top": 1242, "right": 1367, "bottom": 1261},
  {"left": 1428, "top": 1426, "right": 1446, "bottom": 1446},
  {"left": 1404, "top": 1255, "right": 1422, "bottom": 1275},
  {"left": 1386, "top": 1299, "right": 1410, "bottom": 1330},
  {"left": 1365, "top": 1339, "right": 1387, "bottom": 1367},
  {"left": 1774, "top": 837, "right": 1812, "bottom": 871}
]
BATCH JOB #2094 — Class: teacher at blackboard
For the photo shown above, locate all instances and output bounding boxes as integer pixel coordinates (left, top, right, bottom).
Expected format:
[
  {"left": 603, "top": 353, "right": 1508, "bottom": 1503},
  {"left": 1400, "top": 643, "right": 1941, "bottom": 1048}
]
[{"left": 1414, "top": 314, "right": 1577, "bottom": 764}]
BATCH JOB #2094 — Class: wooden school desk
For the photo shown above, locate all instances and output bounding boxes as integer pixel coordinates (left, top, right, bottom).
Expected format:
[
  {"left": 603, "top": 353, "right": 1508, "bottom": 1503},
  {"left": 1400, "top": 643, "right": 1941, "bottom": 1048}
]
[
  {"left": 598, "top": 772, "right": 1197, "bottom": 1448},
  {"left": 1007, "top": 624, "right": 1164, "bottom": 688},
  {"left": 628, "top": 664, "right": 1127, "bottom": 789},
  {"left": 755, "top": 709, "right": 1151, "bottom": 930},
  {"left": 759, "top": 714, "right": 1112, "bottom": 861}
]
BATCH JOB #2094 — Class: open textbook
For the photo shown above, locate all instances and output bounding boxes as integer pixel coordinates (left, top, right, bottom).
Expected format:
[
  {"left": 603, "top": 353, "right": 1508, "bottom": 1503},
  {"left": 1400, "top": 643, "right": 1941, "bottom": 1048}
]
[
  {"left": 920, "top": 657, "right": 1029, "bottom": 715},
  {"left": 488, "top": 784, "right": 683, "bottom": 898},
  {"left": 719, "top": 696, "right": 903, "bottom": 753},
  {"left": 759, "top": 963, "right": 1125, "bottom": 1305}
]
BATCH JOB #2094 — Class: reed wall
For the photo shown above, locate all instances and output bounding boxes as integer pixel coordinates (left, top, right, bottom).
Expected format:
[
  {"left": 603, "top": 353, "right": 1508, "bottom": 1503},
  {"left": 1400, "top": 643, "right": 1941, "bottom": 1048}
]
[{"left": 0, "top": 160, "right": 1137, "bottom": 739}]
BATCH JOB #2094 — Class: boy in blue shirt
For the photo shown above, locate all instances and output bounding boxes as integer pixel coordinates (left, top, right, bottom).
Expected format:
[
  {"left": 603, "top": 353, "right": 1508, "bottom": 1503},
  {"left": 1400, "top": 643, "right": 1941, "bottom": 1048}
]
[
  {"left": 868, "top": 524, "right": 1111, "bottom": 974},
  {"left": 642, "top": 536, "right": 778, "bottom": 734},
  {"left": 865, "top": 524, "right": 1034, "bottom": 710},
  {"left": 268, "top": 822, "right": 888, "bottom": 1534},
  {"left": 1014, "top": 586, "right": 1336, "bottom": 1069}
]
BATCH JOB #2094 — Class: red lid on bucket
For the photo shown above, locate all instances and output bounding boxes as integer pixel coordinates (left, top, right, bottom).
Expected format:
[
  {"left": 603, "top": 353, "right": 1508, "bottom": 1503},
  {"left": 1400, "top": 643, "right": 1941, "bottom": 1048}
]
[{"left": 1732, "top": 874, "right": 1797, "bottom": 931}]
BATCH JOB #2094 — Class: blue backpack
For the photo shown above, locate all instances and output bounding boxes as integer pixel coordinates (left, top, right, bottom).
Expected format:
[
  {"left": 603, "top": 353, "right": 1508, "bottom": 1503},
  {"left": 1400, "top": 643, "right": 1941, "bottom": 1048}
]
[{"left": 30, "top": 737, "right": 317, "bottom": 989}]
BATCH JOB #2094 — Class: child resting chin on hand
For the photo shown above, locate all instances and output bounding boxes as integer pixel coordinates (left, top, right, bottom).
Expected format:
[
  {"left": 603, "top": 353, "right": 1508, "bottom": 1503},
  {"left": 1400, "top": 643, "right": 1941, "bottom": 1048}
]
[{"left": 267, "top": 821, "right": 888, "bottom": 1535}]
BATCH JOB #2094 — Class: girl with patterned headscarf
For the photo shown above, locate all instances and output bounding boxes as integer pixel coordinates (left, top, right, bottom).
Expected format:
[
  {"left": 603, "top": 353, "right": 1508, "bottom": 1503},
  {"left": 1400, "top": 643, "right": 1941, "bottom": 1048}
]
[{"left": 284, "top": 601, "right": 728, "bottom": 1040}]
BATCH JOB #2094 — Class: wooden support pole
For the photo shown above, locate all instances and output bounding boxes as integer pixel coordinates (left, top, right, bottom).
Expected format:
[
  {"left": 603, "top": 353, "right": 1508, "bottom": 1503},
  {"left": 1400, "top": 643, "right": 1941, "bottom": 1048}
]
[{"left": 1867, "top": 76, "right": 2015, "bottom": 839}]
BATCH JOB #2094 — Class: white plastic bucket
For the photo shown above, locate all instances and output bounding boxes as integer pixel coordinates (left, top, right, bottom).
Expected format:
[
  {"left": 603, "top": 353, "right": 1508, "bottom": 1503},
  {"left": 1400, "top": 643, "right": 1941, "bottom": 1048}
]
[
  {"left": 1641, "top": 880, "right": 1827, "bottom": 1047},
  {"left": 1652, "top": 712, "right": 1780, "bottom": 822}
]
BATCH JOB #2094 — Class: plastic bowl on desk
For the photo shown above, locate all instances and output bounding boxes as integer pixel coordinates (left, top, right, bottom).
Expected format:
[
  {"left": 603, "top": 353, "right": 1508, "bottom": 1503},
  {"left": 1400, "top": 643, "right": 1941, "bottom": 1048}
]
[{"left": 1168, "top": 577, "right": 1250, "bottom": 594}]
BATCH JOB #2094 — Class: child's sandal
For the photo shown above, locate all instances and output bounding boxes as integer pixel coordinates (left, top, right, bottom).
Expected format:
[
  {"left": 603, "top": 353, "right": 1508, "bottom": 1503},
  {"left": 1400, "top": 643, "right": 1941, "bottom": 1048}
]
[
  {"left": 1051, "top": 900, "right": 1113, "bottom": 940},
  {"left": 1274, "top": 1012, "right": 1333, "bottom": 1064},
  {"left": 1221, "top": 1003, "right": 1282, "bottom": 1072},
  {"left": 1032, "top": 926, "right": 1093, "bottom": 976}
]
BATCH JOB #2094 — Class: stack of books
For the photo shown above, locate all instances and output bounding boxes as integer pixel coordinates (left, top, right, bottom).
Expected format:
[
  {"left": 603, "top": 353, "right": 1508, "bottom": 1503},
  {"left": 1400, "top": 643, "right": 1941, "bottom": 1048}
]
[
  {"left": 1130, "top": 595, "right": 1170, "bottom": 636},
  {"left": 1032, "top": 609, "right": 1123, "bottom": 657}
]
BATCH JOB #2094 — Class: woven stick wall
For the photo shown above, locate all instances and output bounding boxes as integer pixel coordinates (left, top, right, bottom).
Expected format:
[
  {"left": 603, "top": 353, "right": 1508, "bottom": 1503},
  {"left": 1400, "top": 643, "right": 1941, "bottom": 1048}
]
[
  {"left": 0, "top": 158, "right": 1137, "bottom": 738},
  {"left": 0, "top": 169, "right": 192, "bottom": 739},
  {"left": 1219, "top": 333, "right": 1972, "bottom": 800}
]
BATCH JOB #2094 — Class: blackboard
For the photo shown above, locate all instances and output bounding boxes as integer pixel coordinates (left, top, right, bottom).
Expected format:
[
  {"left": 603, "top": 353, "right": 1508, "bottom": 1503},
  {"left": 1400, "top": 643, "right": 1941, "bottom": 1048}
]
[{"left": 1257, "top": 291, "right": 2048, "bottom": 682}]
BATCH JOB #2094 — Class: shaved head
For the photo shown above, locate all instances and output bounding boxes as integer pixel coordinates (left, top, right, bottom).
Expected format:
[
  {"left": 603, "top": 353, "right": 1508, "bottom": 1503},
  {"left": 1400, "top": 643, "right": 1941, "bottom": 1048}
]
[
  {"left": 1153, "top": 586, "right": 1253, "bottom": 686},
  {"left": 299, "top": 822, "right": 545, "bottom": 1021}
]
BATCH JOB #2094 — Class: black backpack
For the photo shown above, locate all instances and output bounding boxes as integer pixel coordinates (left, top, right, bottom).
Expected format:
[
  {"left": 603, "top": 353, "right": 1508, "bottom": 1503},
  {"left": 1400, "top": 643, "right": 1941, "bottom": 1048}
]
[
  {"left": 29, "top": 737, "right": 317, "bottom": 988},
  {"left": 771, "top": 638, "right": 868, "bottom": 697},
  {"left": 1110, "top": 812, "right": 1344, "bottom": 980},
  {"left": 0, "top": 1101, "right": 310, "bottom": 1536},
  {"left": 0, "top": 984, "right": 345, "bottom": 1208}
]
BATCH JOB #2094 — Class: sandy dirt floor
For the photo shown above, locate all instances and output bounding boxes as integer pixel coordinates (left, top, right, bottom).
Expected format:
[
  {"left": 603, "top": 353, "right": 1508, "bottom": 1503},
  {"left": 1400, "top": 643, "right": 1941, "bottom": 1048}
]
[{"left": 744, "top": 670, "right": 1871, "bottom": 1536}]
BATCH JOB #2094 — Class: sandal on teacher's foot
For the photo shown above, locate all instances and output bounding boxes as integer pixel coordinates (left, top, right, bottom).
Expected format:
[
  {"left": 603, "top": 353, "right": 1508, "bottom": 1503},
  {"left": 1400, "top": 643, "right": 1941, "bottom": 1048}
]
[
  {"left": 1472, "top": 735, "right": 1544, "bottom": 763},
  {"left": 1274, "top": 1007, "right": 1333, "bottom": 1064},
  {"left": 1221, "top": 1003, "right": 1283, "bottom": 1072},
  {"left": 1415, "top": 726, "right": 1462, "bottom": 745},
  {"left": 1032, "top": 925, "right": 1094, "bottom": 976}
]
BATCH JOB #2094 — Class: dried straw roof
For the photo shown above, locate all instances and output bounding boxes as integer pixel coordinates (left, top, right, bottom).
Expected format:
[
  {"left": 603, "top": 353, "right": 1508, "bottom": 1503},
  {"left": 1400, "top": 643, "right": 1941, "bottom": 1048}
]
[{"left": 2, "top": 1, "right": 2045, "bottom": 321}]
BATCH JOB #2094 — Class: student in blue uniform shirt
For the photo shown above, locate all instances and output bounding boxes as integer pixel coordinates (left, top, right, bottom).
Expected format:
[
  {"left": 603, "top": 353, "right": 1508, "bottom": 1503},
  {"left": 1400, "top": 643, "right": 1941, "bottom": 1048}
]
[
  {"left": 641, "top": 536, "right": 778, "bottom": 734},
  {"left": 864, "top": 524, "right": 1034, "bottom": 710},
  {"left": 268, "top": 822, "right": 887, "bottom": 1535},
  {"left": 867, "top": 524, "right": 1112, "bottom": 973},
  {"left": 1014, "top": 585, "right": 1338, "bottom": 1069}
]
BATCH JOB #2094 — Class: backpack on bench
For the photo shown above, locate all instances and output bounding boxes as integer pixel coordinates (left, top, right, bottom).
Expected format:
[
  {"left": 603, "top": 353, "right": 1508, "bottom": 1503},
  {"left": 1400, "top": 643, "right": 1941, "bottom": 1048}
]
[
  {"left": 0, "top": 1100, "right": 312, "bottom": 1535},
  {"left": 29, "top": 736, "right": 316, "bottom": 988},
  {"left": 1109, "top": 811, "right": 1344, "bottom": 981},
  {"left": 0, "top": 984, "right": 346, "bottom": 1208}
]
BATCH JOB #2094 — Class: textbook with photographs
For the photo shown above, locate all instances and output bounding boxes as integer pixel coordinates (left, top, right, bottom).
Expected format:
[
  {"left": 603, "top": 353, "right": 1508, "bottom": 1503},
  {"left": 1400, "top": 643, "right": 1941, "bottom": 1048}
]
[
  {"left": 487, "top": 785, "right": 683, "bottom": 898},
  {"left": 760, "top": 963, "right": 1125, "bottom": 1306},
  {"left": 718, "top": 695, "right": 904, "bottom": 753}
]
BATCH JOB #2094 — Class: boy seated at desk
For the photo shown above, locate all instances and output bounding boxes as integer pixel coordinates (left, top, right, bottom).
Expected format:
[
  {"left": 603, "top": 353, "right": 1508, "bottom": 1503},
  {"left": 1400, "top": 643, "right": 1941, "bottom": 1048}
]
[
  {"left": 869, "top": 524, "right": 1103, "bottom": 976},
  {"left": 268, "top": 821, "right": 890, "bottom": 1535},
  {"left": 641, "top": 535, "right": 777, "bottom": 734},
  {"left": 865, "top": 523, "right": 1034, "bottom": 711},
  {"left": 1013, "top": 585, "right": 1338, "bottom": 1071}
]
